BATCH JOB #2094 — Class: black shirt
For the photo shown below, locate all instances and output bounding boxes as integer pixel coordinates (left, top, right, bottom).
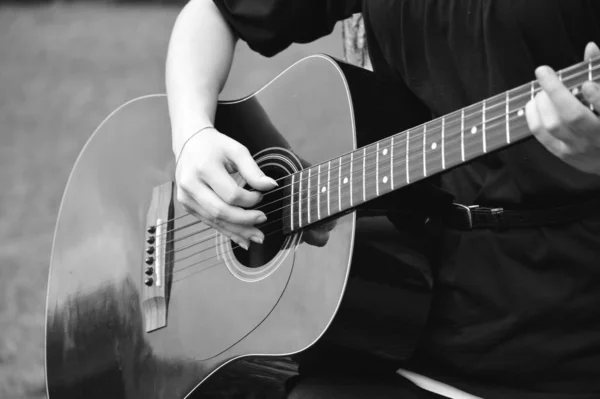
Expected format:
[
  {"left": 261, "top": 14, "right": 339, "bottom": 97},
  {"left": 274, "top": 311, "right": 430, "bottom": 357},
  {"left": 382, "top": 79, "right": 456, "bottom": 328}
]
[{"left": 213, "top": 1, "right": 600, "bottom": 397}]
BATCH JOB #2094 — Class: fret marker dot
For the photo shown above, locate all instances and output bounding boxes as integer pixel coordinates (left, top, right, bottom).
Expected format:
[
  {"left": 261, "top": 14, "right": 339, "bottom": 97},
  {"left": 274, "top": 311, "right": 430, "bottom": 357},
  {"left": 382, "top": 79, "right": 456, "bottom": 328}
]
[
  {"left": 431, "top": 142, "right": 437, "bottom": 150},
  {"left": 517, "top": 109, "right": 524, "bottom": 117},
  {"left": 471, "top": 126, "right": 478, "bottom": 134},
  {"left": 343, "top": 177, "right": 349, "bottom": 184},
  {"left": 321, "top": 186, "right": 326, "bottom": 193},
  {"left": 383, "top": 176, "right": 388, "bottom": 184},
  {"left": 382, "top": 148, "right": 388, "bottom": 156}
]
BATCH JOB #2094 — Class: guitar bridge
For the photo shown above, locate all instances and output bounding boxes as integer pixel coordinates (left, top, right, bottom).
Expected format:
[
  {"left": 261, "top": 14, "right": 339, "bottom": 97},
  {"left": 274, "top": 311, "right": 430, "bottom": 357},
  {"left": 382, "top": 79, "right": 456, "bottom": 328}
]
[{"left": 142, "top": 182, "right": 175, "bottom": 333}]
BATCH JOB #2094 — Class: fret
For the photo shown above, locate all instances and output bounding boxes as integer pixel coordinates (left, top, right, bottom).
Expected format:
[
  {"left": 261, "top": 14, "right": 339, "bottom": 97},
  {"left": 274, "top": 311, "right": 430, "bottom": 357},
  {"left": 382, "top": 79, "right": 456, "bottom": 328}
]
[
  {"left": 530, "top": 80, "right": 535, "bottom": 101},
  {"left": 339, "top": 154, "right": 353, "bottom": 211},
  {"left": 362, "top": 147, "right": 366, "bottom": 201},
  {"left": 290, "top": 173, "right": 295, "bottom": 231},
  {"left": 423, "top": 118, "right": 443, "bottom": 176},
  {"left": 589, "top": 58, "right": 595, "bottom": 112},
  {"left": 363, "top": 144, "right": 379, "bottom": 202},
  {"left": 462, "top": 104, "right": 483, "bottom": 162},
  {"left": 327, "top": 161, "right": 331, "bottom": 216},
  {"left": 443, "top": 110, "right": 464, "bottom": 169},
  {"left": 406, "top": 130, "right": 411, "bottom": 183},
  {"left": 441, "top": 117, "right": 446, "bottom": 170},
  {"left": 298, "top": 171, "right": 303, "bottom": 228},
  {"left": 507, "top": 85, "right": 530, "bottom": 143},
  {"left": 512, "top": 84, "right": 532, "bottom": 118},
  {"left": 351, "top": 149, "right": 363, "bottom": 207},
  {"left": 307, "top": 168, "right": 311, "bottom": 224},
  {"left": 422, "top": 124, "right": 427, "bottom": 177},
  {"left": 379, "top": 138, "right": 393, "bottom": 191},
  {"left": 329, "top": 159, "right": 341, "bottom": 216},
  {"left": 485, "top": 93, "right": 508, "bottom": 152},
  {"left": 482, "top": 99, "right": 487, "bottom": 153},
  {"left": 408, "top": 126, "right": 425, "bottom": 180},
  {"left": 349, "top": 153, "right": 353, "bottom": 207},
  {"left": 461, "top": 109, "right": 465, "bottom": 161},
  {"left": 505, "top": 91, "right": 510, "bottom": 143},
  {"left": 310, "top": 166, "right": 320, "bottom": 223},
  {"left": 393, "top": 132, "right": 408, "bottom": 186},
  {"left": 376, "top": 143, "right": 380, "bottom": 196},
  {"left": 338, "top": 157, "right": 342, "bottom": 212},
  {"left": 390, "top": 136, "right": 395, "bottom": 189},
  {"left": 317, "top": 165, "right": 321, "bottom": 220}
]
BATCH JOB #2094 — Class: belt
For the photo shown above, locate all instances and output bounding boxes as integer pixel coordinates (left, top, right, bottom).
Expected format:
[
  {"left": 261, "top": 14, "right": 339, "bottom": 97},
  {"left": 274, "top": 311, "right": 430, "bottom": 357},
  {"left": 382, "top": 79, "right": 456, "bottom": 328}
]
[{"left": 442, "top": 197, "right": 600, "bottom": 231}]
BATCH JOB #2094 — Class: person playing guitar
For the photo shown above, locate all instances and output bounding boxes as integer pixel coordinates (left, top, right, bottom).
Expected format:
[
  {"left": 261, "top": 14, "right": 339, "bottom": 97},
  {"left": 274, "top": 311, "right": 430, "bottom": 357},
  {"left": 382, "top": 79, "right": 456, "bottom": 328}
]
[{"left": 166, "top": 0, "right": 600, "bottom": 398}]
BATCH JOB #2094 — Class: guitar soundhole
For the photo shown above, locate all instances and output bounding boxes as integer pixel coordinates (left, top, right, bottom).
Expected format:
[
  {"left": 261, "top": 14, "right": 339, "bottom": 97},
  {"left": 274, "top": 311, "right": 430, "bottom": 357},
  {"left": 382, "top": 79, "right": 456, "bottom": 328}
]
[{"left": 232, "top": 164, "right": 287, "bottom": 268}]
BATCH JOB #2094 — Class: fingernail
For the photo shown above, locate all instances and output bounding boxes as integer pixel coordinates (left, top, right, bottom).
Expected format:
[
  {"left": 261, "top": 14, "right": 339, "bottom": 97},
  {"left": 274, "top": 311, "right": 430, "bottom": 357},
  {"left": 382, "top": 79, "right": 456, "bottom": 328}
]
[
  {"left": 537, "top": 65, "right": 555, "bottom": 77},
  {"left": 263, "top": 176, "right": 278, "bottom": 187},
  {"left": 238, "top": 241, "right": 249, "bottom": 250},
  {"left": 251, "top": 236, "right": 264, "bottom": 245},
  {"left": 256, "top": 214, "right": 267, "bottom": 224}
]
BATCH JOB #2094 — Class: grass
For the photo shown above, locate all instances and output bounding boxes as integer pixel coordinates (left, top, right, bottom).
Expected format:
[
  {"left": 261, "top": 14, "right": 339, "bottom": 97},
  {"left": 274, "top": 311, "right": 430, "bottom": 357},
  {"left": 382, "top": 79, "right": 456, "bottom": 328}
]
[{"left": 0, "top": 5, "right": 341, "bottom": 398}]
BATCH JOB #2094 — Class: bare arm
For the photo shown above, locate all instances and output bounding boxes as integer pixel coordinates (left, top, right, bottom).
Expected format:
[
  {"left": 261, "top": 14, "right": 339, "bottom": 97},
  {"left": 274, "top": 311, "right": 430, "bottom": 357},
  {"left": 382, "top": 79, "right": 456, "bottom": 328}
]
[
  {"left": 166, "top": 0, "right": 236, "bottom": 155},
  {"left": 166, "top": 0, "right": 280, "bottom": 249}
]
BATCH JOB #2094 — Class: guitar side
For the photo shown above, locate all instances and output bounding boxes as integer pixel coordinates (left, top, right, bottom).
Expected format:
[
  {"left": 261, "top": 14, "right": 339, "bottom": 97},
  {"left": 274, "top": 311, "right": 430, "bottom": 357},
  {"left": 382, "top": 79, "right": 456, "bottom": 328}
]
[{"left": 46, "top": 55, "right": 423, "bottom": 399}]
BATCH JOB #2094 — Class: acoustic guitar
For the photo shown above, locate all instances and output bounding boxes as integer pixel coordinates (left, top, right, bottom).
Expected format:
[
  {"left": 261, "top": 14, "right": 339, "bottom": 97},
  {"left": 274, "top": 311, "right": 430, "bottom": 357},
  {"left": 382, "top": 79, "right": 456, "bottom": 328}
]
[{"left": 45, "top": 54, "right": 597, "bottom": 398}]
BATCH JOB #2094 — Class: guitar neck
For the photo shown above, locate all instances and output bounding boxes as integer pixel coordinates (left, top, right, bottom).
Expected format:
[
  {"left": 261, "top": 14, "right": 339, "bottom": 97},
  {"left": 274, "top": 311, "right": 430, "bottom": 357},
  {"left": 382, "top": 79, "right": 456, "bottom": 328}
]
[{"left": 284, "top": 56, "right": 600, "bottom": 233}]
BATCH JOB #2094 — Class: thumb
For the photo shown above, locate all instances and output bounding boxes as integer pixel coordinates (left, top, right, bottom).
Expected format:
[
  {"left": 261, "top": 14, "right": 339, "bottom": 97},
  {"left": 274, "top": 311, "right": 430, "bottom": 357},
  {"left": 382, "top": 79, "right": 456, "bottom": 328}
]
[
  {"left": 230, "top": 148, "right": 279, "bottom": 191},
  {"left": 581, "top": 80, "right": 600, "bottom": 110},
  {"left": 584, "top": 42, "right": 600, "bottom": 60}
]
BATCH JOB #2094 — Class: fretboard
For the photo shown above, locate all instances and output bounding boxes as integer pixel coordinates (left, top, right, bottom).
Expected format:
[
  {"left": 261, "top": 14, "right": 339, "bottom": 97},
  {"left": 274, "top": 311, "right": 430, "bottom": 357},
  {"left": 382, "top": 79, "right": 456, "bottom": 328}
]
[{"left": 285, "top": 56, "right": 600, "bottom": 233}]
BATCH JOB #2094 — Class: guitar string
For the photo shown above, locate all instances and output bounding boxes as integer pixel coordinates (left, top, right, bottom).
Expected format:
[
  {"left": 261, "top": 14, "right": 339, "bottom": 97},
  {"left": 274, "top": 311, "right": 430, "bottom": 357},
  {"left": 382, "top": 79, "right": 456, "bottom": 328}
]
[
  {"left": 153, "top": 66, "right": 596, "bottom": 254},
  {"left": 165, "top": 114, "right": 536, "bottom": 277},
  {"left": 170, "top": 118, "right": 536, "bottom": 284},
  {"left": 159, "top": 85, "right": 594, "bottom": 259},
  {"left": 157, "top": 98, "right": 521, "bottom": 257},
  {"left": 157, "top": 54, "right": 600, "bottom": 231},
  {"left": 162, "top": 106, "right": 527, "bottom": 262},
  {"left": 152, "top": 61, "right": 599, "bottom": 240}
]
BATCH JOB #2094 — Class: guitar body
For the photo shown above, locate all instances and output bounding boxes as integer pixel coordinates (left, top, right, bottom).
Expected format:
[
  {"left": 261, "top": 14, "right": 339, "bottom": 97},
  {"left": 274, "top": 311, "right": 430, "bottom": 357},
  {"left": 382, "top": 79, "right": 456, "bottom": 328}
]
[{"left": 45, "top": 55, "right": 429, "bottom": 398}]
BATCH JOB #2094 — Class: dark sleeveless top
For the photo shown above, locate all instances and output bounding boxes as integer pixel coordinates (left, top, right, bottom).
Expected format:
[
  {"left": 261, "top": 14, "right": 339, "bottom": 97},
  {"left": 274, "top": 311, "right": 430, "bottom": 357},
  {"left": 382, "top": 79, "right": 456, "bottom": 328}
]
[{"left": 213, "top": 1, "right": 600, "bottom": 397}]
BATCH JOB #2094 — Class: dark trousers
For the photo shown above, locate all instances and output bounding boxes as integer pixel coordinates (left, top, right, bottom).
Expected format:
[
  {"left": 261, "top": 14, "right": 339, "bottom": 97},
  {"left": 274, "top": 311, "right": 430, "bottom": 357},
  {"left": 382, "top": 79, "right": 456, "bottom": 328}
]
[{"left": 286, "top": 214, "right": 442, "bottom": 398}]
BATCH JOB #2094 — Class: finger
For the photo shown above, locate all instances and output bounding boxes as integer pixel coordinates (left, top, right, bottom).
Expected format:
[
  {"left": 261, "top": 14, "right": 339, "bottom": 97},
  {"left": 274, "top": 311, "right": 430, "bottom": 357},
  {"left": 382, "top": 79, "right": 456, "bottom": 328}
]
[
  {"left": 227, "top": 145, "right": 278, "bottom": 191},
  {"left": 535, "top": 66, "right": 598, "bottom": 132},
  {"left": 526, "top": 99, "right": 570, "bottom": 157},
  {"left": 178, "top": 195, "right": 250, "bottom": 250},
  {"left": 584, "top": 42, "right": 600, "bottom": 60},
  {"left": 178, "top": 190, "right": 265, "bottom": 247},
  {"left": 581, "top": 81, "right": 600, "bottom": 111},
  {"left": 303, "top": 229, "right": 330, "bottom": 247},
  {"left": 533, "top": 91, "right": 574, "bottom": 144},
  {"left": 196, "top": 211, "right": 265, "bottom": 246},
  {"left": 183, "top": 181, "right": 267, "bottom": 226},
  {"left": 317, "top": 219, "right": 337, "bottom": 233},
  {"left": 203, "top": 166, "right": 264, "bottom": 208}
]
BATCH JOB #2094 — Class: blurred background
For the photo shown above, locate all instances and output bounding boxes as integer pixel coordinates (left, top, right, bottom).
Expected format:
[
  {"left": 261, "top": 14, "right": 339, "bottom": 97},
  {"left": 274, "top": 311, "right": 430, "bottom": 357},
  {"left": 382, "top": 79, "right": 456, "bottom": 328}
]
[{"left": 0, "top": 1, "right": 345, "bottom": 398}]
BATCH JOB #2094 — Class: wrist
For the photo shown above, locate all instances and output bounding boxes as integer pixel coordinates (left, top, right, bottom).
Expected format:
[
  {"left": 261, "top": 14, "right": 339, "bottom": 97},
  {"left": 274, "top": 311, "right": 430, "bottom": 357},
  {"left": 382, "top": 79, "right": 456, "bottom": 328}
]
[
  {"left": 172, "top": 120, "right": 214, "bottom": 156},
  {"left": 174, "top": 125, "right": 216, "bottom": 171}
]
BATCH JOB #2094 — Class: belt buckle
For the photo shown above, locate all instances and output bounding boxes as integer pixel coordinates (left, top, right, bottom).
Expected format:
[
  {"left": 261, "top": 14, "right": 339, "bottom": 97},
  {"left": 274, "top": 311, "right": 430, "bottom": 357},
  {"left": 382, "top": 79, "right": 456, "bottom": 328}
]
[{"left": 452, "top": 203, "right": 480, "bottom": 229}]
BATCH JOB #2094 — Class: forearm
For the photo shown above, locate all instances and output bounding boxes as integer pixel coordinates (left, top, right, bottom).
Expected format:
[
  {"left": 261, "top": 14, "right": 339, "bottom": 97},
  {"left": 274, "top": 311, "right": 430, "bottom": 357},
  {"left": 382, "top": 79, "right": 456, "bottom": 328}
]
[{"left": 166, "top": 0, "right": 237, "bottom": 156}]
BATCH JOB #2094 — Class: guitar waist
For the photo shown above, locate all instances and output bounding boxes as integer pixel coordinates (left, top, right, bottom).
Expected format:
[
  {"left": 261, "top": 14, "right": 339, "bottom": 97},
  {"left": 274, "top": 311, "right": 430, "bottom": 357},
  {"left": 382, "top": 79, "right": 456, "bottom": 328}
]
[{"left": 442, "top": 196, "right": 600, "bottom": 231}]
